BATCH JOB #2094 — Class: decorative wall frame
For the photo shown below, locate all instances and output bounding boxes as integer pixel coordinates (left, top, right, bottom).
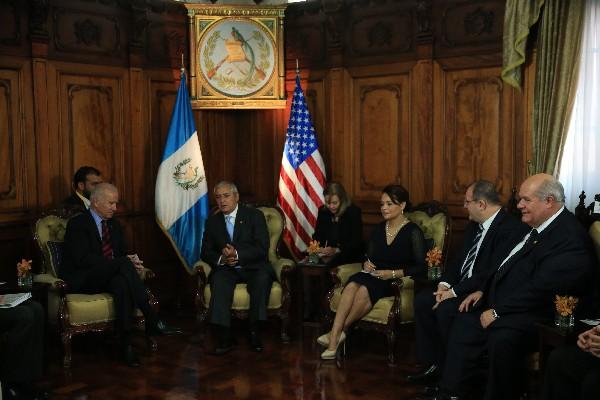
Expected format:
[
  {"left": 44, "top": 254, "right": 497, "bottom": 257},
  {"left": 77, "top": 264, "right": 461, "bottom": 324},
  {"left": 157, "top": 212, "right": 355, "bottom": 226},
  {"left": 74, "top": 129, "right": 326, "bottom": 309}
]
[{"left": 185, "top": 4, "right": 287, "bottom": 109}]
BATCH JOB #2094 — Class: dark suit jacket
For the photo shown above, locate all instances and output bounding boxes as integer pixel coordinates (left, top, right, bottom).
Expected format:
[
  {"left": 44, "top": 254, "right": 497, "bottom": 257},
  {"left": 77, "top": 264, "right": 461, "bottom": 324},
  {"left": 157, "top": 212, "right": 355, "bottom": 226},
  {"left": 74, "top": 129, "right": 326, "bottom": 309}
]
[
  {"left": 61, "top": 210, "right": 128, "bottom": 291},
  {"left": 313, "top": 203, "right": 363, "bottom": 265},
  {"left": 201, "top": 204, "right": 270, "bottom": 271},
  {"left": 62, "top": 192, "right": 86, "bottom": 212},
  {"left": 441, "top": 209, "right": 528, "bottom": 298},
  {"left": 484, "top": 209, "right": 596, "bottom": 332}
]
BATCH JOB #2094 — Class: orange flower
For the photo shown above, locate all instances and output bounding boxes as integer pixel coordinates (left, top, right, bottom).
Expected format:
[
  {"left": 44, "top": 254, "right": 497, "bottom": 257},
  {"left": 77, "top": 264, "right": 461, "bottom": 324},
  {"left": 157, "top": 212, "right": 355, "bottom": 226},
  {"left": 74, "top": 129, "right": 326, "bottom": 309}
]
[
  {"left": 554, "top": 295, "right": 578, "bottom": 317},
  {"left": 426, "top": 247, "right": 442, "bottom": 268},
  {"left": 17, "top": 259, "right": 32, "bottom": 277},
  {"left": 307, "top": 240, "right": 321, "bottom": 255}
]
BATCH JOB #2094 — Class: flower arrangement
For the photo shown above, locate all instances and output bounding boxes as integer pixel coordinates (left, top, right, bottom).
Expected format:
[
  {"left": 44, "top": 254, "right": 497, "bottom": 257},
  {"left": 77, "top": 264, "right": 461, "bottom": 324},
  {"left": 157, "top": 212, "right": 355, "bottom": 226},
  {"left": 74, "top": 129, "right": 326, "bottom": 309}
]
[
  {"left": 426, "top": 247, "right": 443, "bottom": 268},
  {"left": 307, "top": 240, "right": 321, "bottom": 255},
  {"left": 554, "top": 295, "right": 578, "bottom": 317},
  {"left": 426, "top": 247, "right": 442, "bottom": 280},
  {"left": 17, "top": 259, "right": 32, "bottom": 277},
  {"left": 306, "top": 240, "right": 321, "bottom": 263}
]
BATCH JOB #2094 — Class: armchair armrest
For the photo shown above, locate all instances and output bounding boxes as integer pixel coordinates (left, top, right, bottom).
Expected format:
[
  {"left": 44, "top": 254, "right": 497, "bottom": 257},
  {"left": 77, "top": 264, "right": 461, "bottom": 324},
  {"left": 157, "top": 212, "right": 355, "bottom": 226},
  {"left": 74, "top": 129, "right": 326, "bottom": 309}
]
[
  {"left": 272, "top": 257, "right": 295, "bottom": 282},
  {"left": 33, "top": 273, "right": 63, "bottom": 286},
  {"left": 331, "top": 263, "right": 363, "bottom": 286}
]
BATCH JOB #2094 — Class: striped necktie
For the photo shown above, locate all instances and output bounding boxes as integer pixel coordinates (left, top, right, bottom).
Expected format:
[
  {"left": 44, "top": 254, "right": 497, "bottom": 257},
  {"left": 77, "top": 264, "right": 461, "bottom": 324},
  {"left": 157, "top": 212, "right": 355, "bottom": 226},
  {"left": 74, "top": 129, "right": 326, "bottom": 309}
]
[
  {"left": 101, "top": 220, "right": 114, "bottom": 260},
  {"left": 460, "top": 224, "right": 483, "bottom": 281}
]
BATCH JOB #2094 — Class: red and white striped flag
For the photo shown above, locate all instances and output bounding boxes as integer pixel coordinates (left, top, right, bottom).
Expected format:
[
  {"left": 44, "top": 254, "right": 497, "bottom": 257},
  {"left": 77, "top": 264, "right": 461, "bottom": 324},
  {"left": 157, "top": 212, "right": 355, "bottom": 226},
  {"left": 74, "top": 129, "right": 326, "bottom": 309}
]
[{"left": 277, "top": 74, "right": 326, "bottom": 259}]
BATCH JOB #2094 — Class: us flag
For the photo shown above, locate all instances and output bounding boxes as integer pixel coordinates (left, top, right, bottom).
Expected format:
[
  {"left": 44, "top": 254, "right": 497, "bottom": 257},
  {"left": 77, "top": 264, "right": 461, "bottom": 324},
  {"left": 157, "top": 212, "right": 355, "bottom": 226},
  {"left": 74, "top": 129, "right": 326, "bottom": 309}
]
[{"left": 277, "top": 74, "right": 327, "bottom": 258}]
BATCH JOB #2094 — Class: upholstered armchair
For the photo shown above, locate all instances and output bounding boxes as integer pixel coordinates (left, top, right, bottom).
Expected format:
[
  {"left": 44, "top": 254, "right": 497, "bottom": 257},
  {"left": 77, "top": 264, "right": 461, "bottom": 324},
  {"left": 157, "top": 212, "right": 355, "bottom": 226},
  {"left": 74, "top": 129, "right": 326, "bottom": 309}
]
[
  {"left": 324, "top": 201, "right": 451, "bottom": 365},
  {"left": 33, "top": 209, "right": 158, "bottom": 368},
  {"left": 194, "top": 205, "right": 295, "bottom": 342}
]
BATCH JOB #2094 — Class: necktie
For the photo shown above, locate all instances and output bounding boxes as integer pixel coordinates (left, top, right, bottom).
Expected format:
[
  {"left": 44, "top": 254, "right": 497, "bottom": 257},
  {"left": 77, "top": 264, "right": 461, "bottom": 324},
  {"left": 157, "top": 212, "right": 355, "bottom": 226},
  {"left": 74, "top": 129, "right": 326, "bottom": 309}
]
[
  {"left": 225, "top": 215, "right": 234, "bottom": 241},
  {"left": 495, "top": 229, "right": 539, "bottom": 278},
  {"left": 460, "top": 224, "right": 483, "bottom": 281},
  {"left": 101, "top": 220, "right": 114, "bottom": 260}
]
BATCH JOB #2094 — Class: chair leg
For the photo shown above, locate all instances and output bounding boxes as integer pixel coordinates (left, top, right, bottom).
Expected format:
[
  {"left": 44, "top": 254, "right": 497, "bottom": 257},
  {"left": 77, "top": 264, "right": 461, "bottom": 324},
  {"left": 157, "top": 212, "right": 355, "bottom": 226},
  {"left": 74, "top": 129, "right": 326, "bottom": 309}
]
[
  {"left": 280, "top": 314, "right": 290, "bottom": 343},
  {"left": 386, "top": 328, "right": 396, "bottom": 366},
  {"left": 147, "top": 336, "right": 158, "bottom": 352},
  {"left": 62, "top": 331, "right": 72, "bottom": 368}
]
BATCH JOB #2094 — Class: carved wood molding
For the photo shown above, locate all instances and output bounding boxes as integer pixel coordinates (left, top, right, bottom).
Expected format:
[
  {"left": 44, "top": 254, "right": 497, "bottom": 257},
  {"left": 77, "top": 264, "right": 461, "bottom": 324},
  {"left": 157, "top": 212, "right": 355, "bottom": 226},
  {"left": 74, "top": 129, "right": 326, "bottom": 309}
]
[
  {"left": 440, "top": 2, "right": 501, "bottom": 48},
  {"left": 53, "top": 8, "right": 121, "bottom": 56},
  {"left": 449, "top": 76, "right": 504, "bottom": 195},
  {"left": 0, "top": 79, "right": 16, "bottom": 201},
  {"left": 0, "top": 0, "right": 21, "bottom": 46},
  {"left": 358, "top": 83, "right": 403, "bottom": 190}
]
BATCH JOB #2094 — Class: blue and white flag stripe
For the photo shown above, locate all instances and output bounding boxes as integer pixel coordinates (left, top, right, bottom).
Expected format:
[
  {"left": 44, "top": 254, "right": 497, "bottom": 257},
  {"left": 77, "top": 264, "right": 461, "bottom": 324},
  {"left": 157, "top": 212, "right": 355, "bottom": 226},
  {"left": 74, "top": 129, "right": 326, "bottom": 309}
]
[{"left": 155, "top": 71, "right": 209, "bottom": 273}]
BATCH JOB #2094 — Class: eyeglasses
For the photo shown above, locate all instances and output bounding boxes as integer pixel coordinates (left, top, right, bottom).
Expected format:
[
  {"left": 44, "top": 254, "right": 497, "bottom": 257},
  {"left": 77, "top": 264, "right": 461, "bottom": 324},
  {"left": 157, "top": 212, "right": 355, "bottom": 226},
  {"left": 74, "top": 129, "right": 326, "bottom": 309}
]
[{"left": 464, "top": 198, "right": 478, "bottom": 206}]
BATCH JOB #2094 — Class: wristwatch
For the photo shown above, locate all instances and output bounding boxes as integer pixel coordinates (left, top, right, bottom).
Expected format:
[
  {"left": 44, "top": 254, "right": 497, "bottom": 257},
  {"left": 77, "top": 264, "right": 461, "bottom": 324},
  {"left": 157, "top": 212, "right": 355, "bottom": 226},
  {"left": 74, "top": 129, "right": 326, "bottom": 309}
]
[{"left": 491, "top": 309, "right": 500, "bottom": 319}]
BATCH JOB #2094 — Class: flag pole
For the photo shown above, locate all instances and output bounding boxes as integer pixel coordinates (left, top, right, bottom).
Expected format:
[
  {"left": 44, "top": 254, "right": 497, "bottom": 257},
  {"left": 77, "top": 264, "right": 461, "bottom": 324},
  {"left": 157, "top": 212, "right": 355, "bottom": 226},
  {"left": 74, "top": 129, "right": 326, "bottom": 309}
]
[
  {"left": 180, "top": 53, "right": 185, "bottom": 77},
  {"left": 295, "top": 58, "right": 299, "bottom": 75}
]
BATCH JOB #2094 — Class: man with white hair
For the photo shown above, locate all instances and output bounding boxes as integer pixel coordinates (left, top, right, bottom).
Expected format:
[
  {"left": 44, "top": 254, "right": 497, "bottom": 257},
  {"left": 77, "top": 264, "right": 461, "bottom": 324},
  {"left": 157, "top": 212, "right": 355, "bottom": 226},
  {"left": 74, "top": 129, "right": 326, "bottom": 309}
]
[
  {"left": 426, "top": 174, "right": 596, "bottom": 400},
  {"left": 62, "top": 183, "right": 181, "bottom": 367}
]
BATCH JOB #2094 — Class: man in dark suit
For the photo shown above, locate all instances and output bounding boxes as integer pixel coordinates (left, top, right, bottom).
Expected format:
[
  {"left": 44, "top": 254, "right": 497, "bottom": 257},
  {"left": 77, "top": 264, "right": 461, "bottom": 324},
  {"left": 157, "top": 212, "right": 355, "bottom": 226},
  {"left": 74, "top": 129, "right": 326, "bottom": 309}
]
[
  {"left": 61, "top": 183, "right": 181, "bottom": 367},
  {"left": 0, "top": 300, "right": 47, "bottom": 400},
  {"left": 201, "top": 181, "right": 274, "bottom": 354},
  {"left": 428, "top": 174, "right": 596, "bottom": 400},
  {"left": 62, "top": 166, "right": 102, "bottom": 212},
  {"left": 408, "top": 180, "right": 527, "bottom": 387}
]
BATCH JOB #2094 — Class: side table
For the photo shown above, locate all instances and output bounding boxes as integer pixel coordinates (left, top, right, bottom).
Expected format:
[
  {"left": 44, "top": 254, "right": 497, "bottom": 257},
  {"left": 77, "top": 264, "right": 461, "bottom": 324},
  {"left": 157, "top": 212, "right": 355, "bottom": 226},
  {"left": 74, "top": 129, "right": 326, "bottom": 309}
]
[{"left": 297, "top": 258, "right": 333, "bottom": 329}]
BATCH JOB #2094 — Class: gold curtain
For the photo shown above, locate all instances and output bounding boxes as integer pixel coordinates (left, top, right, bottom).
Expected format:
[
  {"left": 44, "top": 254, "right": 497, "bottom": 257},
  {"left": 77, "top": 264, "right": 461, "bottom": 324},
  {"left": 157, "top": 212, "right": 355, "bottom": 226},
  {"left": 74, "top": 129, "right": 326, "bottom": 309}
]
[
  {"left": 501, "top": 0, "right": 545, "bottom": 89},
  {"left": 532, "top": 0, "right": 585, "bottom": 174}
]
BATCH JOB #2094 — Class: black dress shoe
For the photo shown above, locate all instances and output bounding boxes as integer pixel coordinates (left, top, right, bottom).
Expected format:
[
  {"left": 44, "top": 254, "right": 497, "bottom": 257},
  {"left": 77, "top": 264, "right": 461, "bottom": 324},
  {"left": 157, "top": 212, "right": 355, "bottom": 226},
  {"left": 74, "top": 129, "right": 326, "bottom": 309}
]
[
  {"left": 249, "top": 330, "right": 263, "bottom": 352},
  {"left": 147, "top": 320, "right": 182, "bottom": 336},
  {"left": 422, "top": 385, "right": 439, "bottom": 396},
  {"left": 407, "top": 364, "right": 439, "bottom": 384},
  {"left": 123, "top": 344, "right": 141, "bottom": 367}
]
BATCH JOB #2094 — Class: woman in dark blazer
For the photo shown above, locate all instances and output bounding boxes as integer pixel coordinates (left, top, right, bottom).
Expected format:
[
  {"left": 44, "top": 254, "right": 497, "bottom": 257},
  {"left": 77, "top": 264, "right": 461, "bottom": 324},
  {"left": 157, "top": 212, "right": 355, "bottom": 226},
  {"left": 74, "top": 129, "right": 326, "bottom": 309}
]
[{"left": 313, "top": 182, "right": 364, "bottom": 266}]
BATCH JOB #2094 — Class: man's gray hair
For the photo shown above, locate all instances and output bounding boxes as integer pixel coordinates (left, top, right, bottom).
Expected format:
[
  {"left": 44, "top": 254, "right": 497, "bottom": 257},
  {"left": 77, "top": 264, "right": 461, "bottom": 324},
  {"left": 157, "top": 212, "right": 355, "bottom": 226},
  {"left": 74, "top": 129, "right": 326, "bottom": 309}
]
[
  {"left": 213, "top": 180, "right": 238, "bottom": 194},
  {"left": 90, "top": 182, "right": 118, "bottom": 201},
  {"left": 535, "top": 177, "right": 565, "bottom": 203}
]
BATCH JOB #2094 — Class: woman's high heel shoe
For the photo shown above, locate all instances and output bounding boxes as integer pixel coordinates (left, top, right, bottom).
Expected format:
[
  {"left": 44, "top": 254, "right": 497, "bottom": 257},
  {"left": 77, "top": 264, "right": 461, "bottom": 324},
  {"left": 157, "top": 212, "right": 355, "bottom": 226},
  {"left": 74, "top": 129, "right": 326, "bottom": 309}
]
[
  {"left": 317, "top": 331, "right": 345, "bottom": 347},
  {"left": 320, "top": 332, "right": 346, "bottom": 360},
  {"left": 317, "top": 332, "right": 331, "bottom": 347}
]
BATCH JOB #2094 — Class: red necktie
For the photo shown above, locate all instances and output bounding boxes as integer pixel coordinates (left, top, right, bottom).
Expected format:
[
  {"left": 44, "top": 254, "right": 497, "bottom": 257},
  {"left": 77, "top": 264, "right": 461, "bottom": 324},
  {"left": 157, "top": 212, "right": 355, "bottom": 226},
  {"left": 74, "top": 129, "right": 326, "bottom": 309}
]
[{"left": 101, "top": 220, "right": 114, "bottom": 260}]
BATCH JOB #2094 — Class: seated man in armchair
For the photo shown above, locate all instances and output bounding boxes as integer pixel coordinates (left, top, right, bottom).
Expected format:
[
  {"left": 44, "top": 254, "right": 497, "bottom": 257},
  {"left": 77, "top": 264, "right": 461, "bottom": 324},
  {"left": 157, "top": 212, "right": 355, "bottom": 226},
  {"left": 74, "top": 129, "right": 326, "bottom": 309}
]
[
  {"left": 201, "top": 181, "right": 274, "bottom": 354},
  {"left": 61, "top": 183, "right": 181, "bottom": 367}
]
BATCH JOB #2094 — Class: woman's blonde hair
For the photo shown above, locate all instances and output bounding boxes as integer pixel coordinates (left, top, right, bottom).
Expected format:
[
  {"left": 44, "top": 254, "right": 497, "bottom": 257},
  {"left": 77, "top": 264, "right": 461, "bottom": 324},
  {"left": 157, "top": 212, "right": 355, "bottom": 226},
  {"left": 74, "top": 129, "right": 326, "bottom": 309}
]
[{"left": 323, "top": 182, "right": 351, "bottom": 216}]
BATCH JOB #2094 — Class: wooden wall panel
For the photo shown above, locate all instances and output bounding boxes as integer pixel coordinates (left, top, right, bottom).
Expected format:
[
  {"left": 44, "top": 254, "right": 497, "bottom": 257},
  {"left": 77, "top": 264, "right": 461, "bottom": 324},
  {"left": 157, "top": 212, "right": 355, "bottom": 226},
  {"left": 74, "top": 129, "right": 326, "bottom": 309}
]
[
  {"left": 433, "top": 60, "right": 521, "bottom": 218},
  {"left": 47, "top": 64, "right": 131, "bottom": 209},
  {"left": 0, "top": 61, "right": 36, "bottom": 219},
  {"left": 352, "top": 74, "right": 410, "bottom": 204}
]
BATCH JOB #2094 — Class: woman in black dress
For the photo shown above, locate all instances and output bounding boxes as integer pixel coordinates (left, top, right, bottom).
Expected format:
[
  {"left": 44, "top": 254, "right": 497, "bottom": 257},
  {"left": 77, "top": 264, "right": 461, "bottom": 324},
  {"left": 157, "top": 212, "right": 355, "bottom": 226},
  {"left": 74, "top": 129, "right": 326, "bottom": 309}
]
[
  {"left": 313, "top": 182, "right": 363, "bottom": 266},
  {"left": 319, "top": 184, "right": 427, "bottom": 359}
]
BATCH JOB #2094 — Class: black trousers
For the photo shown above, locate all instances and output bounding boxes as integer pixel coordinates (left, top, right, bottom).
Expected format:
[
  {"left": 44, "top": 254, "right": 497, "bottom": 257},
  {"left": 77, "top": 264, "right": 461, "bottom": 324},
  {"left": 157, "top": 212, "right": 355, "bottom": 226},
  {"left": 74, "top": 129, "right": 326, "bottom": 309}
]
[
  {"left": 0, "top": 300, "right": 44, "bottom": 384},
  {"left": 441, "top": 312, "right": 535, "bottom": 400},
  {"left": 208, "top": 265, "right": 273, "bottom": 327},
  {"left": 414, "top": 288, "right": 460, "bottom": 366},
  {"left": 74, "top": 257, "right": 157, "bottom": 340},
  {"left": 542, "top": 344, "right": 600, "bottom": 400}
]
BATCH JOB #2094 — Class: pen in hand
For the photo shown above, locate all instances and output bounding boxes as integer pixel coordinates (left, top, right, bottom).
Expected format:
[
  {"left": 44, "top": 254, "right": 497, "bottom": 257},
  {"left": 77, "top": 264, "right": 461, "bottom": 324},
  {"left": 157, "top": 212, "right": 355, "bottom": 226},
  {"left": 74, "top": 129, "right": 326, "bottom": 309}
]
[{"left": 364, "top": 254, "right": 376, "bottom": 273}]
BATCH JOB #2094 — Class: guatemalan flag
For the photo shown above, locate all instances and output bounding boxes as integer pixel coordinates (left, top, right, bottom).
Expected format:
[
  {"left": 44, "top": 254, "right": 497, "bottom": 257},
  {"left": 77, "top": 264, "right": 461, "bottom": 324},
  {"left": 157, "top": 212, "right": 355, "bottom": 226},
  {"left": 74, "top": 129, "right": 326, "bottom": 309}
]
[
  {"left": 277, "top": 73, "right": 327, "bottom": 259},
  {"left": 155, "top": 70, "right": 209, "bottom": 274}
]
